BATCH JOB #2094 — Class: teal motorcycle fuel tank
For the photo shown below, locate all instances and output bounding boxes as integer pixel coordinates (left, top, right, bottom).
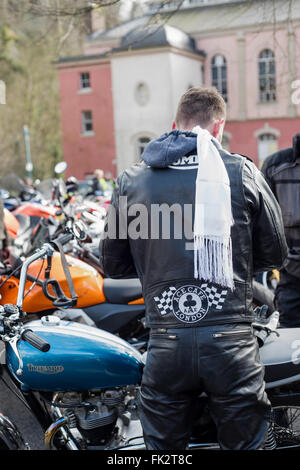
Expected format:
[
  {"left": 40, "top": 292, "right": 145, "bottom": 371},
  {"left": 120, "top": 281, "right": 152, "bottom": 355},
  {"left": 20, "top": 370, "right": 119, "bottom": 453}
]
[{"left": 6, "top": 317, "right": 143, "bottom": 392}]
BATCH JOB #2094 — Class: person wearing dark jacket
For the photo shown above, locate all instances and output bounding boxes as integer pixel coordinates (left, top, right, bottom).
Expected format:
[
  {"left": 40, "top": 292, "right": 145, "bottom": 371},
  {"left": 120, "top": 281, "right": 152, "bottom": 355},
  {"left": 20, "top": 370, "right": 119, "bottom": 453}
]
[
  {"left": 99, "top": 87, "right": 287, "bottom": 450},
  {"left": 262, "top": 134, "right": 300, "bottom": 327}
]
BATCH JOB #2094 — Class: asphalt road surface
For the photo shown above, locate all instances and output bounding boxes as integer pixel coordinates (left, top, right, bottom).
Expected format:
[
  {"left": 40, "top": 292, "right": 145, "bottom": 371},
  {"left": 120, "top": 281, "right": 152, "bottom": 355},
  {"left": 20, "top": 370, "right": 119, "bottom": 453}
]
[{"left": 0, "top": 343, "right": 46, "bottom": 450}]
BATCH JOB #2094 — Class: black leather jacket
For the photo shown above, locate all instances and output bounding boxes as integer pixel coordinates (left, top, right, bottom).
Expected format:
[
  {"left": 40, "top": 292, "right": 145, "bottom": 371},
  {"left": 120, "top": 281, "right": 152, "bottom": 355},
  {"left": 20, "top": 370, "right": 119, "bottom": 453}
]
[
  {"left": 262, "top": 134, "right": 300, "bottom": 278},
  {"left": 99, "top": 132, "right": 287, "bottom": 328}
]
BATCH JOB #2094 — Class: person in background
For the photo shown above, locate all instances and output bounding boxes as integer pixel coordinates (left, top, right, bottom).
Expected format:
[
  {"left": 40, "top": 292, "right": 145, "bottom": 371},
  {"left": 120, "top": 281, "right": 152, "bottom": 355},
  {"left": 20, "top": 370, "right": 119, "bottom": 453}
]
[
  {"left": 92, "top": 169, "right": 108, "bottom": 195},
  {"left": 104, "top": 172, "right": 115, "bottom": 192},
  {"left": 262, "top": 134, "right": 300, "bottom": 327}
]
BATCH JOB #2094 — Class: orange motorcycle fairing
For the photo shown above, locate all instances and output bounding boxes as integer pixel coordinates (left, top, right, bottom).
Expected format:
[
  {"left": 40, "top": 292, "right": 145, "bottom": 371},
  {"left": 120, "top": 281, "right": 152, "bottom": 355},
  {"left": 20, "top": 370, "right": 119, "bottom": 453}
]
[
  {"left": 0, "top": 252, "right": 106, "bottom": 313},
  {"left": 13, "top": 203, "right": 59, "bottom": 220},
  {"left": 4, "top": 209, "right": 20, "bottom": 239}
]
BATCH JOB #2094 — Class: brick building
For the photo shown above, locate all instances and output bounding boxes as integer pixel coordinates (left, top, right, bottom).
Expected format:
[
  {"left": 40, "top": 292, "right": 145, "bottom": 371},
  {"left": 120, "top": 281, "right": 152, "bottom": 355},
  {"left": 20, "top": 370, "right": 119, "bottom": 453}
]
[{"left": 57, "top": 0, "right": 300, "bottom": 178}]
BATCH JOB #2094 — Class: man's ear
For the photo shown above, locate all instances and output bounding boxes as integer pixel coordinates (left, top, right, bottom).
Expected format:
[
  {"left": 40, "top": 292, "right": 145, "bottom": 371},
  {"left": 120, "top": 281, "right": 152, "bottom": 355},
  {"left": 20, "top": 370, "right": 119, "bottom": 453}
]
[
  {"left": 172, "top": 121, "right": 176, "bottom": 130},
  {"left": 212, "top": 119, "right": 224, "bottom": 138}
]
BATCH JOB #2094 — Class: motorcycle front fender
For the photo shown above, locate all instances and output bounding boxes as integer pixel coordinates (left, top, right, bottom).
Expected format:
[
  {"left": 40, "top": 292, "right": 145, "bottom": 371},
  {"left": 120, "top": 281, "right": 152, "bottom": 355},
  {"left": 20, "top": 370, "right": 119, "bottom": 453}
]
[{"left": 0, "top": 413, "right": 29, "bottom": 450}]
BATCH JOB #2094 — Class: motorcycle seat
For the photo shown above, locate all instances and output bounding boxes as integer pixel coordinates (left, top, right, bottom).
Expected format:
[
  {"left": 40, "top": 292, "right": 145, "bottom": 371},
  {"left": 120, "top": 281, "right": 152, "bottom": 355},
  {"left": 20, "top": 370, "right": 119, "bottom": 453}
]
[
  {"left": 260, "top": 327, "right": 300, "bottom": 388},
  {"left": 103, "top": 278, "right": 142, "bottom": 304}
]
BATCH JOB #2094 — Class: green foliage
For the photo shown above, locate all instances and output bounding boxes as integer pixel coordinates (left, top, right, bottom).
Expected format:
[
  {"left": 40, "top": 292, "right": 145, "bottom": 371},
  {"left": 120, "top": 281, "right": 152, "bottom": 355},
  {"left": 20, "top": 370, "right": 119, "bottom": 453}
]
[
  {"left": 0, "top": 2, "right": 85, "bottom": 180},
  {"left": 0, "top": 0, "right": 123, "bottom": 181}
]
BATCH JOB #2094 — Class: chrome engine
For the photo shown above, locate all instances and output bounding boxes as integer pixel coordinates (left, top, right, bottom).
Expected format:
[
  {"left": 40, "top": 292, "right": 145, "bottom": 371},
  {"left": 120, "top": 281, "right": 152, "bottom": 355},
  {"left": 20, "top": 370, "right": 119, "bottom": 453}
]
[{"left": 44, "top": 387, "right": 142, "bottom": 450}]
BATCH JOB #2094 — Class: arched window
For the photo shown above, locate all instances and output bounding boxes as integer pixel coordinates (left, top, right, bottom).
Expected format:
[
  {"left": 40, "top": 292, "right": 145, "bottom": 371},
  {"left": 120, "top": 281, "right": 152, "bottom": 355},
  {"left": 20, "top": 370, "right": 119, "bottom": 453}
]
[
  {"left": 258, "top": 133, "right": 278, "bottom": 168},
  {"left": 258, "top": 49, "right": 276, "bottom": 103},
  {"left": 211, "top": 54, "right": 228, "bottom": 102},
  {"left": 132, "top": 133, "right": 156, "bottom": 164},
  {"left": 137, "top": 136, "right": 151, "bottom": 159}
]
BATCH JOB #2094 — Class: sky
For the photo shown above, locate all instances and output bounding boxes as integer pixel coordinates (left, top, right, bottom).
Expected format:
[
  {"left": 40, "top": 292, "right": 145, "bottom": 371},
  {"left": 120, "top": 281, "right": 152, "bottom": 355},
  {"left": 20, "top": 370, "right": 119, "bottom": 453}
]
[{"left": 119, "top": 0, "right": 147, "bottom": 19}]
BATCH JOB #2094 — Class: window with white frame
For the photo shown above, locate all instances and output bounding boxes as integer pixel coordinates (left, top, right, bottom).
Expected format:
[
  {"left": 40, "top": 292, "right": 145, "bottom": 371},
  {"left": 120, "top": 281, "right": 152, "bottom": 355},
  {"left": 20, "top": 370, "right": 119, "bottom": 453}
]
[
  {"left": 133, "top": 135, "right": 151, "bottom": 162},
  {"left": 80, "top": 72, "right": 91, "bottom": 90},
  {"left": 211, "top": 54, "right": 228, "bottom": 102},
  {"left": 81, "top": 110, "right": 93, "bottom": 135},
  {"left": 258, "top": 133, "right": 278, "bottom": 168},
  {"left": 258, "top": 49, "right": 276, "bottom": 103}
]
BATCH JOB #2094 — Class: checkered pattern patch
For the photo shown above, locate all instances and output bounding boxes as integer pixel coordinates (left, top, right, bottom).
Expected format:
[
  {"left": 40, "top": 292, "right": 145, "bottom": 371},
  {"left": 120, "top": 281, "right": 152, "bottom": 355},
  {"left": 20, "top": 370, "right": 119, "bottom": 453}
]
[
  {"left": 201, "top": 283, "right": 228, "bottom": 310},
  {"left": 154, "top": 287, "right": 177, "bottom": 316},
  {"left": 153, "top": 283, "right": 228, "bottom": 319}
]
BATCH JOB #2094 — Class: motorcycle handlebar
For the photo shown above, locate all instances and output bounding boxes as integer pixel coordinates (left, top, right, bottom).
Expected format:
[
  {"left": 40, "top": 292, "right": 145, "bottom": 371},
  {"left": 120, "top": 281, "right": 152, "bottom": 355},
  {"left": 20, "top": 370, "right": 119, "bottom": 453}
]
[
  {"left": 16, "top": 233, "right": 74, "bottom": 310},
  {"left": 54, "top": 233, "right": 74, "bottom": 246},
  {"left": 21, "top": 329, "right": 50, "bottom": 352}
]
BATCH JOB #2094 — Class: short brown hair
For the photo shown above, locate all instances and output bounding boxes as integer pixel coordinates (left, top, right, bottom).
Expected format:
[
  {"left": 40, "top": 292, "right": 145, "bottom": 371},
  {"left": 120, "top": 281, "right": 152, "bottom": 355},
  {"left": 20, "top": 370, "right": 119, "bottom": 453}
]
[{"left": 175, "top": 87, "right": 226, "bottom": 129}]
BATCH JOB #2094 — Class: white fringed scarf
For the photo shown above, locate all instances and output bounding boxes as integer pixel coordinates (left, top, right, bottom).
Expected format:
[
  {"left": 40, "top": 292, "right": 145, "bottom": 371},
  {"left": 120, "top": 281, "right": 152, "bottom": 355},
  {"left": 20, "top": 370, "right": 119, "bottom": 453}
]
[{"left": 192, "top": 126, "right": 234, "bottom": 290}]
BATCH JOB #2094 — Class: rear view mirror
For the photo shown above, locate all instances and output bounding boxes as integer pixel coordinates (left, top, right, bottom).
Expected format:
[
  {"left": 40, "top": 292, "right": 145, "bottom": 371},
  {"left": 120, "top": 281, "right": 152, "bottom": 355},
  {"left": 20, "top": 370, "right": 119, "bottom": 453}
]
[{"left": 54, "top": 162, "right": 67, "bottom": 175}]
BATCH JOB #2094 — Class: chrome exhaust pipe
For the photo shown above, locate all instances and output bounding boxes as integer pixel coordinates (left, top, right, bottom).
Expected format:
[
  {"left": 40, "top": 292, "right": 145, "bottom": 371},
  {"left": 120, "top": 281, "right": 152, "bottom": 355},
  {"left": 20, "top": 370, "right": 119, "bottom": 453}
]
[{"left": 44, "top": 415, "right": 78, "bottom": 450}]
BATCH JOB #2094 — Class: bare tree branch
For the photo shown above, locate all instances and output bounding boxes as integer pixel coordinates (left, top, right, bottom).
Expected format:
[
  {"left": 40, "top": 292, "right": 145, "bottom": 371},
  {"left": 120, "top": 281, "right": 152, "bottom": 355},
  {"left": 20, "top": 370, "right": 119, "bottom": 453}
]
[
  {"left": 8, "top": 0, "right": 123, "bottom": 18},
  {"left": 119, "top": 0, "right": 186, "bottom": 50}
]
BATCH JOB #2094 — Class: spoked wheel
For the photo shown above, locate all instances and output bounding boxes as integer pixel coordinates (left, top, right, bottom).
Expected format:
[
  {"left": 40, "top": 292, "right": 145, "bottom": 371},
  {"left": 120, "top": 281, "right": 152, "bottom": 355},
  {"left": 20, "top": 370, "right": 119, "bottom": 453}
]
[{"left": 268, "top": 406, "right": 300, "bottom": 450}]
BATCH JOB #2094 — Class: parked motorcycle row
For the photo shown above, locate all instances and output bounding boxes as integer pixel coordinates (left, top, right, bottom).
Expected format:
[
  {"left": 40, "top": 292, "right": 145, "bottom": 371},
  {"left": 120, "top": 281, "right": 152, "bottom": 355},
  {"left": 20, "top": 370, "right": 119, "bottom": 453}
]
[{"left": 0, "top": 164, "right": 300, "bottom": 451}]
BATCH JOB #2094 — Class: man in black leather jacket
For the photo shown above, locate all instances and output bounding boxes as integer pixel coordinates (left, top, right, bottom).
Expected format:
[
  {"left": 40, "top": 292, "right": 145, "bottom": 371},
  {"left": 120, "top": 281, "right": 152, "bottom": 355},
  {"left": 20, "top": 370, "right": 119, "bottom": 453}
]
[
  {"left": 262, "top": 134, "right": 300, "bottom": 327},
  {"left": 99, "top": 87, "right": 287, "bottom": 450}
]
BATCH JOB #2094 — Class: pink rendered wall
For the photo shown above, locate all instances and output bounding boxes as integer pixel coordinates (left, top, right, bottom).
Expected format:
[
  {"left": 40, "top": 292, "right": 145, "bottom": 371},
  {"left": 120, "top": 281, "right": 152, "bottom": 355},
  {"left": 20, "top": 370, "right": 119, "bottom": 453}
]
[
  {"left": 58, "top": 62, "right": 116, "bottom": 179},
  {"left": 225, "top": 118, "right": 300, "bottom": 166},
  {"left": 197, "top": 27, "right": 300, "bottom": 163},
  {"left": 199, "top": 34, "right": 240, "bottom": 121},
  {"left": 197, "top": 27, "right": 294, "bottom": 121},
  {"left": 244, "top": 29, "right": 289, "bottom": 120}
]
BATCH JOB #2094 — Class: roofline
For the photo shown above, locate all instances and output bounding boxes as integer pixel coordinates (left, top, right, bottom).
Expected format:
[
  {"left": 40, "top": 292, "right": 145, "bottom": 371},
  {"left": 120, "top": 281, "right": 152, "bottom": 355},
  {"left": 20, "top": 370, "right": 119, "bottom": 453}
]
[
  {"left": 55, "top": 44, "right": 205, "bottom": 68},
  {"left": 86, "top": 14, "right": 152, "bottom": 42},
  {"left": 55, "top": 53, "right": 110, "bottom": 68},
  {"left": 190, "top": 17, "right": 300, "bottom": 39},
  {"left": 85, "top": 1, "right": 249, "bottom": 43},
  {"left": 86, "top": 0, "right": 298, "bottom": 45},
  {"left": 146, "top": 0, "right": 248, "bottom": 15},
  {"left": 108, "top": 45, "right": 206, "bottom": 61}
]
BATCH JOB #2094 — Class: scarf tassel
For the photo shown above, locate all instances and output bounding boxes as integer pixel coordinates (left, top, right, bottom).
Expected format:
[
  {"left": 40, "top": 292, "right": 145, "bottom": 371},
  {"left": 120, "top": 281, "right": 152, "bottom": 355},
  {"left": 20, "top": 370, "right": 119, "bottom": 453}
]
[{"left": 194, "top": 235, "right": 234, "bottom": 290}]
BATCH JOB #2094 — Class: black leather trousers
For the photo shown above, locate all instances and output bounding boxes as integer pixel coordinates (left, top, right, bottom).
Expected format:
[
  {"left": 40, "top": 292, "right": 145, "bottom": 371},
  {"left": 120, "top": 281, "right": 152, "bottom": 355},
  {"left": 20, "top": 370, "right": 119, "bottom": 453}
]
[{"left": 139, "top": 324, "right": 271, "bottom": 450}]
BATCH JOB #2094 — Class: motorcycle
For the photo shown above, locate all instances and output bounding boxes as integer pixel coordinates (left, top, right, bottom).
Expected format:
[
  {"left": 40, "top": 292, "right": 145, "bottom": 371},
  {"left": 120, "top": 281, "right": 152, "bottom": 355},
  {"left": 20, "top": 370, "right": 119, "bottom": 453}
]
[
  {"left": 4, "top": 208, "right": 20, "bottom": 241},
  {"left": 1, "top": 237, "right": 300, "bottom": 450},
  {"left": 0, "top": 168, "right": 145, "bottom": 347},
  {"left": 0, "top": 217, "right": 147, "bottom": 350},
  {"left": 11, "top": 162, "right": 107, "bottom": 241},
  {"left": 8, "top": 162, "right": 106, "bottom": 268},
  {"left": 11, "top": 163, "right": 69, "bottom": 240},
  {"left": 0, "top": 234, "right": 145, "bottom": 450}
]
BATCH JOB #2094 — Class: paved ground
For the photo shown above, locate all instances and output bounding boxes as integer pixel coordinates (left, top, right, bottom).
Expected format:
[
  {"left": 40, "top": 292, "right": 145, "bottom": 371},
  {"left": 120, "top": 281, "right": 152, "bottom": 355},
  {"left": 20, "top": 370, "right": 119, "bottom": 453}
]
[
  {"left": 0, "top": 343, "right": 46, "bottom": 450},
  {"left": 0, "top": 378, "right": 46, "bottom": 449}
]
